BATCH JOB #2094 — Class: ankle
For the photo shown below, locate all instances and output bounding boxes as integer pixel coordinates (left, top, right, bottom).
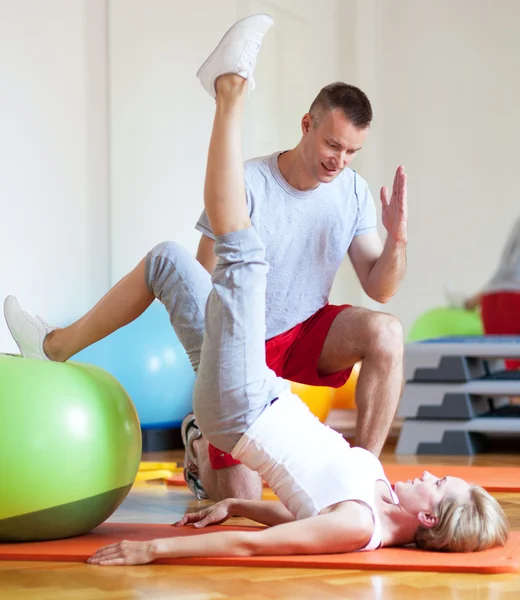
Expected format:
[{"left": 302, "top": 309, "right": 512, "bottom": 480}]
[
  {"left": 215, "top": 74, "right": 247, "bottom": 98},
  {"left": 43, "top": 330, "right": 66, "bottom": 362}
]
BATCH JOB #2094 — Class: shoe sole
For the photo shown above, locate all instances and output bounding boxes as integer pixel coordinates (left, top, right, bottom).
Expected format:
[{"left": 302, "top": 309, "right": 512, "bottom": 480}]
[
  {"left": 3, "top": 297, "right": 50, "bottom": 361},
  {"left": 196, "top": 13, "right": 273, "bottom": 81},
  {"left": 180, "top": 413, "right": 195, "bottom": 448},
  {"left": 3, "top": 297, "right": 25, "bottom": 358},
  {"left": 181, "top": 414, "right": 208, "bottom": 498}
]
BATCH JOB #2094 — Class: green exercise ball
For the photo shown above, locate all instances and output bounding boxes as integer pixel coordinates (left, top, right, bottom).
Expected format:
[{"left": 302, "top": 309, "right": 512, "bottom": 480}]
[
  {"left": 0, "top": 354, "right": 141, "bottom": 542},
  {"left": 407, "top": 307, "right": 484, "bottom": 342}
]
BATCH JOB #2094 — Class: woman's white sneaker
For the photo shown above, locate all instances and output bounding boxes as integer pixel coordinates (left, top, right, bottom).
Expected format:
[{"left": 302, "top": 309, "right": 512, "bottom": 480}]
[
  {"left": 3, "top": 296, "right": 55, "bottom": 360},
  {"left": 197, "top": 13, "right": 274, "bottom": 98}
]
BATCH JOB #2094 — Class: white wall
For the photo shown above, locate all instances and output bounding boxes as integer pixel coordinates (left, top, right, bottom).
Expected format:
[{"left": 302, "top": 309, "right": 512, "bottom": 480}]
[
  {"left": 108, "top": 0, "right": 342, "bottom": 282},
  {"left": 109, "top": 0, "right": 236, "bottom": 281},
  {"left": 2, "top": 1, "right": 518, "bottom": 353},
  {"left": 341, "top": 0, "right": 520, "bottom": 334},
  {"left": 242, "top": 0, "right": 342, "bottom": 159},
  {"left": 0, "top": 0, "right": 109, "bottom": 352}
]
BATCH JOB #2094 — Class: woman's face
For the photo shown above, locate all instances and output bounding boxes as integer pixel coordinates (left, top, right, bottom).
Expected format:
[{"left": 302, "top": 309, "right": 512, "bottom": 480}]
[{"left": 394, "top": 471, "right": 471, "bottom": 525}]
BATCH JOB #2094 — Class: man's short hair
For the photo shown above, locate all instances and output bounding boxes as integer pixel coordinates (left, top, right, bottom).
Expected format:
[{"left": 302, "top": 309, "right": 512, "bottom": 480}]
[{"left": 309, "top": 82, "right": 372, "bottom": 129}]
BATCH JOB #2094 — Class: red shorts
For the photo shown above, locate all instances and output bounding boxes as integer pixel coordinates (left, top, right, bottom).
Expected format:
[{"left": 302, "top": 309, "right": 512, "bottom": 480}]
[
  {"left": 481, "top": 291, "right": 520, "bottom": 370},
  {"left": 208, "top": 303, "right": 353, "bottom": 469}
]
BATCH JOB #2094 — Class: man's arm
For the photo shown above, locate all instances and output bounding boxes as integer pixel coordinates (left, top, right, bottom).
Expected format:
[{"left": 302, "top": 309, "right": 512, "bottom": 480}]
[
  {"left": 348, "top": 165, "right": 408, "bottom": 304},
  {"left": 348, "top": 232, "right": 407, "bottom": 304},
  {"left": 196, "top": 233, "right": 217, "bottom": 274}
]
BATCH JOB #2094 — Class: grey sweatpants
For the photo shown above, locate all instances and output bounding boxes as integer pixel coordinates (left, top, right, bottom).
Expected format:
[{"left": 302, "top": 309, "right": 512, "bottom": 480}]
[{"left": 145, "top": 227, "right": 289, "bottom": 453}]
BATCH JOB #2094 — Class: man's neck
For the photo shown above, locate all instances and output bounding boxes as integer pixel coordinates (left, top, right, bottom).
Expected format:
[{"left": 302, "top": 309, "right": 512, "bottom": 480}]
[{"left": 277, "top": 147, "right": 320, "bottom": 192}]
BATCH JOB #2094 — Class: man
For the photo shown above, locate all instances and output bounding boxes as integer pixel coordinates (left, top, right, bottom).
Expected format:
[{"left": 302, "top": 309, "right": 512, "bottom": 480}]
[
  {"left": 185, "top": 68, "right": 407, "bottom": 500},
  {"left": 4, "top": 21, "right": 407, "bottom": 505}
]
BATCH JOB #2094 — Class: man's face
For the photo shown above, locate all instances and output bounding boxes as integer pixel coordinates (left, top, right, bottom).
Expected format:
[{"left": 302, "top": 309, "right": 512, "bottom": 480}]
[{"left": 301, "top": 108, "right": 368, "bottom": 184}]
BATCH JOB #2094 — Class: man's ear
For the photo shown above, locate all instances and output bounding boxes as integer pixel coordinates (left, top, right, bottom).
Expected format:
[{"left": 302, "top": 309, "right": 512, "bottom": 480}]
[
  {"left": 417, "top": 511, "right": 439, "bottom": 529},
  {"left": 301, "top": 113, "right": 312, "bottom": 135}
]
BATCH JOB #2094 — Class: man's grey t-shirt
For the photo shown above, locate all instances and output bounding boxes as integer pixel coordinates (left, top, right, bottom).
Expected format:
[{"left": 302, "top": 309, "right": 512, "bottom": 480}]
[
  {"left": 485, "top": 217, "right": 520, "bottom": 293},
  {"left": 196, "top": 151, "right": 377, "bottom": 340}
]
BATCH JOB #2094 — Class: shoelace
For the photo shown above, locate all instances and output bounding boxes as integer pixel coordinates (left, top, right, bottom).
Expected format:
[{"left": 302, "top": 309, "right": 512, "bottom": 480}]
[
  {"left": 238, "top": 39, "right": 262, "bottom": 92},
  {"left": 19, "top": 308, "right": 49, "bottom": 332},
  {"left": 35, "top": 314, "right": 55, "bottom": 333}
]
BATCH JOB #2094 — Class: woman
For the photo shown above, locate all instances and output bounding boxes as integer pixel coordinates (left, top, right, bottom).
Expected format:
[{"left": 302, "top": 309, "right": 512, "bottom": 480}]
[{"left": 5, "top": 15, "right": 508, "bottom": 565}]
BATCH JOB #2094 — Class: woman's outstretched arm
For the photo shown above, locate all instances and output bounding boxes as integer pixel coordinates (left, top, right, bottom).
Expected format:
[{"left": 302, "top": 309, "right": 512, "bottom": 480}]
[{"left": 86, "top": 503, "right": 373, "bottom": 566}]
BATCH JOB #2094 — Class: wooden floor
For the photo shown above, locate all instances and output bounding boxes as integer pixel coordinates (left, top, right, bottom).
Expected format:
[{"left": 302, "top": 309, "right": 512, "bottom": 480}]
[{"left": 2, "top": 434, "right": 520, "bottom": 599}]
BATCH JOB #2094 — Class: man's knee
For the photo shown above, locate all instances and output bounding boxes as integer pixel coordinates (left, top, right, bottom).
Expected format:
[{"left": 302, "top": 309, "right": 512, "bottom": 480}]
[
  {"left": 366, "top": 312, "right": 404, "bottom": 360},
  {"left": 202, "top": 437, "right": 262, "bottom": 501}
]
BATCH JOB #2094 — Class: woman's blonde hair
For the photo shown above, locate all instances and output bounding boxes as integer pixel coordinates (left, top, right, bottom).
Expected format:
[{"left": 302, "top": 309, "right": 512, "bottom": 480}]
[{"left": 415, "top": 485, "right": 508, "bottom": 552}]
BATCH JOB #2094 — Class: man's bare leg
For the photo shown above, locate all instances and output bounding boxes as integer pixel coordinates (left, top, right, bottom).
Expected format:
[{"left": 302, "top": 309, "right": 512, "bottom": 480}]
[
  {"left": 192, "top": 437, "right": 262, "bottom": 501},
  {"left": 317, "top": 307, "right": 404, "bottom": 456},
  {"left": 44, "top": 259, "right": 154, "bottom": 362}
]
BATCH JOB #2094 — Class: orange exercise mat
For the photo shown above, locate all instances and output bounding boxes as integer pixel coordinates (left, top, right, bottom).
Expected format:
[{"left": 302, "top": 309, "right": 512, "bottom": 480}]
[
  {"left": 0, "top": 523, "right": 518, "bottom": 574},
  {"left": 384, "top": 464, "right": 520, "bottom": 492},
  {"left": 165, "top": 465, "right": 520, "bottom": 492}
]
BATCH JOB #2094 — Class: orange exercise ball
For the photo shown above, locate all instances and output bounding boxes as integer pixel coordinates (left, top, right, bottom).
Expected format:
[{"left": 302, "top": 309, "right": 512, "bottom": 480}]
[
  {"left": 289, "top": 381, "right": 334, "bottom": 423},
  {"left": 332, "top": 362, "right": 361, "bottom": 410}
]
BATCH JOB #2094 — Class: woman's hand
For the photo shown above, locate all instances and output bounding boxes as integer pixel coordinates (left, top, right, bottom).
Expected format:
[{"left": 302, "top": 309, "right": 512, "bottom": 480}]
[
  {"left": 87, "top": 540, "right": 157, "bottom": 566},
  {"left": 173, "top": 499, "right": 235, "bottom": 528}
]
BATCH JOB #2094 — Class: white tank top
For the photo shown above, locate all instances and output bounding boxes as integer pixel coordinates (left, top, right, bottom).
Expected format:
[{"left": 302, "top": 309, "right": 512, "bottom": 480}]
[{"left": 231, "top": 391, "right": 399, "bottom": 551}]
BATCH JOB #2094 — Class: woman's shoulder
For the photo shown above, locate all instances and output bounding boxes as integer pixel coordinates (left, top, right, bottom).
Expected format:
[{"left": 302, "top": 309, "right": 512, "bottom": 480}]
[{"left": 325, "top": 499, "right": 375, "bottom": 538}]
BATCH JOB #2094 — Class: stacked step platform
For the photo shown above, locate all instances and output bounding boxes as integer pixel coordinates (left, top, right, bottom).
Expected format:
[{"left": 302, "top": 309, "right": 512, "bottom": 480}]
[{"left": 396, "top": 336, "right": 520, "bottom": 455}]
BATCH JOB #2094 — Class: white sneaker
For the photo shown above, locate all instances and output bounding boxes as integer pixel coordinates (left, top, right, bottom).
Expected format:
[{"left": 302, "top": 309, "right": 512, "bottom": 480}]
[
  {"left": 197, "top": 13, "right": 274, "bottom": 98},
  {"left": 181, "top": 413, "right": 208, "bottom": 500},
  {"left": 3, "top": 296, "right": 55, "bottom": 360}
]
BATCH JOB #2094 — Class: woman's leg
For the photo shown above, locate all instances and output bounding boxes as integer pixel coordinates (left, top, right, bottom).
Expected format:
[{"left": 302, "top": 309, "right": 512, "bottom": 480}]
[
  {"left": 44, "top": 259, "right": 154, "bottom": 361},
  {"left": 5, "top": 242, "right": 212, "bottom": 373},
  {"left": 195, "top": 78, "right": 289, "bottom": 451},
  {"left": 3, "top": 262, "right": 154, "bottom": 362},
  {"left": 202, "top": 75, "right": 251, "bottom": 237},
  {"left": 145, "top": 241, "right": 212, "bottom": 373},
  {"left": 192, "top": 17, "right": 289, "bottom": 453}
]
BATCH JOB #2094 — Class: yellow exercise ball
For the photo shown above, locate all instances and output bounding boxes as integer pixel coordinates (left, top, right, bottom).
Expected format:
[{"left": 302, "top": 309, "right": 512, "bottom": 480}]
[
  {"left": 290, "top": 381, "right": 334, "bottom": 422},
  {"left": 332, "top": 362, "right": 361, "bottom": 410}
]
